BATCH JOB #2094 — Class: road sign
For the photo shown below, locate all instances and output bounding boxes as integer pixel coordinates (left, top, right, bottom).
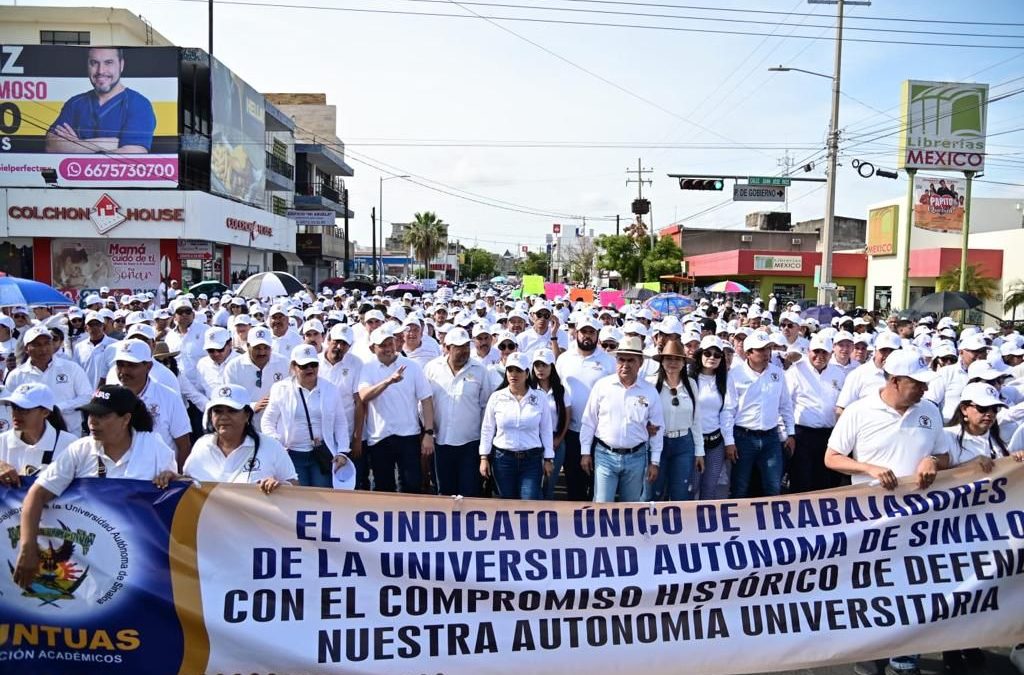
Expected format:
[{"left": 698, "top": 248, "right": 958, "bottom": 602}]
[
  {"left": 748, "top": 176, "right": 792, "bottom": 187},
  {"left": 818, "top": 282, "right": 838, "bottom": 291},
  {"left": 734, "top": 184, "right": 786, "bottom": 202}
]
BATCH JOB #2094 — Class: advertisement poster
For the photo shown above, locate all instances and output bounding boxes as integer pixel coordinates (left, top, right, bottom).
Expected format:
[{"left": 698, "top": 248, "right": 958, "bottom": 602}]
[
  {"left": 898, "top": 80, "right": 988, "bottom": 172},
  {"left": 211, "top": 59, "right": 265, "bottom": 208},
  {"left": 51, "top": 238, "right": 160, "bottom": 301},
  {"left": 0, "top": 45, "right": 179, "bottom": 187},
  {"left": 866, "top": 205, "right": 898, "bottom": 256},
  {"left": 913, "top": 175, "right": 965, "bottom": 232}
]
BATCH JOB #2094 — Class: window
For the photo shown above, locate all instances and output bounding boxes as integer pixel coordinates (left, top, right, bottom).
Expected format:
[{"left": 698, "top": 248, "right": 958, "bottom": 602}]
[
  {"left": 873, "top": 286, "right": 892, "bottom": 312},
  {"left": 40, "top": 31, "right": 90, "bottom": 45},
  {"left": 772, "top": 283, "right": 805, "bottom": 306},
  {"left": 272, "top": 196, "right": 288, "bottom": 216}
]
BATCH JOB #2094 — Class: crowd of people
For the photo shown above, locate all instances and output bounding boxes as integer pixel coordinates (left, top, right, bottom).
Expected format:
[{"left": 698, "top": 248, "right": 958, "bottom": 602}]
[{"left": 1, "top": 283, "right": 1023, "bottom": 674}]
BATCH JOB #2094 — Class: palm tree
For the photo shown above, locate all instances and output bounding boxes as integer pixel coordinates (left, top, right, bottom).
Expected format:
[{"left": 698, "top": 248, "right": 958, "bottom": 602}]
[
  {"left": 1004, "top": 279, "right": 1024, "bottom": 320},
  {"left": 403, "top": 212, "right": 447, "bottom": 277},
  {"left": 935, "top": 264, "right": 998, "bottom": 301}
]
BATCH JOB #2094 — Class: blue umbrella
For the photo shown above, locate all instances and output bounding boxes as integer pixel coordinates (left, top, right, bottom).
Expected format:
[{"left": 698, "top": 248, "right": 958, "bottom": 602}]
[
  {"left": 644, "top": 293, "right": 695, "bottom": 318},
  {"left": 0, "top": 276, "right": 73, "bottom": 307},
  {"left": 801, "top": 304, "right": 841, "bottom": 324}
]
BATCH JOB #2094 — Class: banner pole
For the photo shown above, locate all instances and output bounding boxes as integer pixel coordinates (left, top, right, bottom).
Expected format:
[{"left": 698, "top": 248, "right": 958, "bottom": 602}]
[
  {"left": 900, "top": 168, "right": 916, "bottom": 310},
  {"left": 959, "top": 171, "right": 975, "bottom": 293}
]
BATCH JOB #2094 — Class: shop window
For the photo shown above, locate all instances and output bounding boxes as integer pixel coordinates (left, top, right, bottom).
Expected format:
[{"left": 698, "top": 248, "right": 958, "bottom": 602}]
[
  {"left": 873, "top": 286, "right": 892, "bottom": 313},
  {"left": 40, "top": 30, "right": 90, "bottom": 45},
  {"left": 772, "top": 283, "right": 805, "bottom": 306}
]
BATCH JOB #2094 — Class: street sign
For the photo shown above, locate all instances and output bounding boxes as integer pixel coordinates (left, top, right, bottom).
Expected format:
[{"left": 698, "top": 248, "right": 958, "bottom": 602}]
[
  {"left": 748, "top": 176, "right": 792, "bottom": 187},
  {"left": 733, "top": 184, "right": 786, "bottom": 202},
  {"left": 818, "top": 282, "right": 838, "bottom": 291},
  {"left": 553, "top": 223, "right": 561, "bottom": 234}
]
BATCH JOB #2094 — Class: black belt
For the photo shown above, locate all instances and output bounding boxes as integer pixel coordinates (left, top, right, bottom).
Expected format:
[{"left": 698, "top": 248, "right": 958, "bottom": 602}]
[
  {"left": 494, "top": 446, "right": 542, "bottom": 458},
  {"left": 735, "top": 426, "right": 776, "bottom": 437},
  {"left": 703, "top": 429, "right": 723, "bottom": 446},
  {"left": 596, "top": 439, "right": 646, "bottom": 455}
]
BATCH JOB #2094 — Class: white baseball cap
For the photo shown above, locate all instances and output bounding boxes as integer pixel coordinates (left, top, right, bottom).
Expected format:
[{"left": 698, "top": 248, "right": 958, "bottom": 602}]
[
  {"left": 369, "top": 325, "right": 395, "bottom": 346},
  {"left": 22, "top": 325, "right": 52, "bottom": 344},
  {"left": 206, "top": 384, "right": 252, "bottom": 411},
  {"left": 532, "top": 348, "right": 556, "bottom": 365},
  {"left": 966, "top": 360, "right": 1008, "bottom": 382},
  {"left": 699, "top": 336, "right": 725, "bottom": 352},
  {"left": 0, "top": 382, "right": 56, "bottom": 411},
  {"left": 301, "top": 319, "right": 325, "bottom": 335},
  {"left": 364, "top": 309, "right": 386, "bottom": 323},
  {"left": 504, "top": 351, "right": 530, "bottom": 371},
  {"left": 875, "top": 332, "right": 903, "bottom": 350},
  {"left": 328, "top": 324, "right": 353, "bottom": 344},
  {"left": 833, "top": 330, "right": 854, "bottom": 344},
  {"left": 1000, "top": 341, "right": 1024, "bottom": 357},
  {"left": 112, "top": 339, "right": 153, "bottom": 364},
  {"left": 444, "top": 327, "right": 471, "bottom": 347},
  {"left": 809, "top": 334, "right": 834, "bottom": 352},
  {"left": 247, "top": 327, "right": 273, "bottom": 347},
  {"left": 958, "top": 382, "right": 1005, "bottom": 408},
  {"left": 126, "top": 323, "right": 157, "bottom": 341},
  {"left": 959, "top": 334, "right": 989, "bottom": 352},
  {"left": 882, "top": 349, "right": 936, "bottom": 383},
  {"left": 743, "top": 332, "right": 772, "bottom": 351},
  {"left": 204, "top": 327, "right": 232, "bottom": 350},
  {"left": 290, "top": 344, "right": 320, "bottom": 366}
]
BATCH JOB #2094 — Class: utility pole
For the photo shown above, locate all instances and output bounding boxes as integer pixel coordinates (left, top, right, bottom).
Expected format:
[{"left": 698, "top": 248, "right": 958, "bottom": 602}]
[
  {"left": 342, "top": 188, "right": 350, "bottom": 278},
  {"left": 777, "top": 149, "right": 794, "bottom": 211},
  {"left": 371, "top": 206, "right": 377, "bottom": 284},
  {"left": 626, "top": 157, "right": 653, "bottom": 241}
]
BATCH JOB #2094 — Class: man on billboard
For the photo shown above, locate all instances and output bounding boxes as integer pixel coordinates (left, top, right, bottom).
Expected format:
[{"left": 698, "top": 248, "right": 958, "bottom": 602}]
[{"left": 45, "top": 47, "right": 156, "bottom": 154}]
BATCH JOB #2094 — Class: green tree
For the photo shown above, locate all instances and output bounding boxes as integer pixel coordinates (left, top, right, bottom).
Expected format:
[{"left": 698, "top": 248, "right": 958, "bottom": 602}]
[
  {"left": 563, "top": 238, "right": 597, "bottom": 284},
  {"left": 642, "top": 235, "right": 684, "bottom": 281},
  {"left": 1004, "top": 279, "right": 1024, "bottom": 318},
  {"left": 517, "top": 251, "right": 550, "bottom": 277},
  {"left": 461, "top": 247, "right": 497, "bottom": 281},
  {"left": 403, "top": 211, "right": 447, "bottom": 275},
  {"left": 595, "top": 234, "right": 645, "bottom": 283},
  {"left": 936, "top": 264, "right": 998, "bottom": 300}
]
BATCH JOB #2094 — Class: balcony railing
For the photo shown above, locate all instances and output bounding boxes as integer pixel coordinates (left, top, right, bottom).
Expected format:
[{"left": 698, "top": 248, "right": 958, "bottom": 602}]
[{"left": 265, "top": 151, "right": 294, "bottom": 180}]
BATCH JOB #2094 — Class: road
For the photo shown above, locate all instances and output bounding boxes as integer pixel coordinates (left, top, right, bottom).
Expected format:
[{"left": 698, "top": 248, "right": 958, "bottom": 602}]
[{"left": 752, "top": 649, "right": 1019, "bottom": 674}]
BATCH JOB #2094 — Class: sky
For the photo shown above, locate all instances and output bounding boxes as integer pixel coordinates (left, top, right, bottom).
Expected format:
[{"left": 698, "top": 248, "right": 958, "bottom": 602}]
[{"left": 16, "top": 0, "right": 1024, "bottom": 253}]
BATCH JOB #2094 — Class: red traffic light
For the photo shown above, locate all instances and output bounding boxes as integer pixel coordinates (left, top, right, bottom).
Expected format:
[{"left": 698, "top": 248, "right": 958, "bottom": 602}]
[{"left": 679, "top": 178, "right": 725, "bottom": 191}]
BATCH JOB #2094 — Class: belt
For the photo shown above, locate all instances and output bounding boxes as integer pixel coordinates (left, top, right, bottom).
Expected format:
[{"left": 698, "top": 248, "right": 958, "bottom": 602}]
[
  {"left": 494, "top": 446, "right": 542, "bottom": 458},
  {"left": 703, "top": 429, "right": 724, "bottom": 446},
  {"left": 597, "top": 439, "right": 646, "bottom": 455},
  {"left": 665, "top": 430, "right": 691, "bottom": 439},
  {"left": 735, "top": 426, "right": 776, "bottom": 437}
]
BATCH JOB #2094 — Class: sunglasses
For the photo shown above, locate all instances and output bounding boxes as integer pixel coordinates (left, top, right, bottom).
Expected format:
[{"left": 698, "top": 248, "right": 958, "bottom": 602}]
[
  {"left": 969, "top": 403, "right": 999, "bottom": 414},
  {"left": 175, "top": 308, "right": 193, "bottom": 315},
  {"left": 669, "top": 387, "right": 679, "bottom": 407},
  {"left": 780, "top": 322, "right": 797, "bottom": 328},
  {"left": 297, "top": 362, "right": 318, "bottom": 370},
  {"left": 703, "top": 351, "right": 723, "bottom": 359},
  {"left": 535, "top": 312, "right": 551, "bottom": 319},
  {"left": 499, "top": 343, "right": 517, "bottom": 351},
  {"left": 601, "top": 342, "right": 619, "bottom": 350},
  {"left": 939, "top": 356, "right": 958, "bottom": 364}
]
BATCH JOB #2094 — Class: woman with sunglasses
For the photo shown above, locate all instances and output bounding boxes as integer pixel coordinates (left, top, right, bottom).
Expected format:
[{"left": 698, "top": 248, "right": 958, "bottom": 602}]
[
  {"left": 532, "top": 349, "right": 571, "bottom": 500},
  {"left": 930, "top": 344, "right": 958, "bottom": 371},
  {"left": 643, "top": 340, "right": 701, "bottom": 501},
  {"left": 487, "top": 331, "right": 520, "bottom": 390},
  {"left": 0, "top": 383, "right": 75, "bottom": 485},
  {"left": 261, "top": 344, "right": 350, "bottom": 488},
  {"left": 184, "top": 384, "right": 297, "bottom": 494},
  {"left": 480, "top": 352, "right": 553, "bottom": 500},
  {"left": 691, "top": 336, "right": 731, "bottom": 500}
]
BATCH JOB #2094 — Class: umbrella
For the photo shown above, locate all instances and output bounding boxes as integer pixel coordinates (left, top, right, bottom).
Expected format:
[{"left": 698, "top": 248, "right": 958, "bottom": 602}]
[
  {"left": 644, "top": 293, "right": 694, "bottom": 318},
  {"left": 235, "top": 271, "right": 306, "bottom": 299},
  {"left": 0, "top": 276, "right": 73, "bottom": 307},
  {"left": 318, "top": 277, "right": 347, "bottom": 291},
  {"left": 490, "top": 276, "right": 507, "bottom": 284},
  {"left": 624, "top": 287, "right": 656, "bottom": 301},
  {"left": 187, "top": 280, "right": 228, "bottom": 297},
  {"left": 384, "top": 283, "right": 423, "bottom": 297},
  {"left": 910, "top": 291, "right": 981, "bottom": 316},
  {"left": 801, "top": 304, "right": 841, "bottom": 323},
  {"left": 705, "top": 280, "right": 750, "bottom": 294}
]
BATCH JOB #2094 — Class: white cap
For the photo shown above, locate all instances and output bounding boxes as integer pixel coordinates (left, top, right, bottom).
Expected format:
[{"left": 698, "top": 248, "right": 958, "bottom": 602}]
[
  {"left": 112, "top": 339, "right": 152, "bottom": 364},
  {"left": 882, "top": 349, "right": 936, "bottom": 383},
  {"left": 959, "top": 334, "right": 989, "bottom": 352},
  {"left": 84, "top": 294, "right": 102, "bottom": 306},
  {"left": 532, "top": 348, "right": 556, "bottom": 365},
  {"left": 682, "top": 331, "right": 701, "bottom": 345},
  {"left": 958, "top": 382, "right": 1005, "bottom": 408},
  {"left": 328, "top": 324, "right": 353, "bottom": 344},
  {"left": 656, "top": 316, "right": 683, "bottom": 336},
  {"left": 301, "top": 319, "right": 325, "bottom": 335},
  {"left": 575, "top": 315, "right": 601, "bottom": 332},
  {"left": 494, "top": 331, "right": 517, "bottom": 347},
  {"left": 966, "top": 360, "right": 1007, "bottom": 382},
  {"left": 875, "top": 332, "right": 903, "bottom": 350},
  {"left": 126, "top": 323, "right": 157, "bottom": 341},
  {"left": 247, "top": 327, "right": 273, "bottom": 347},
  {"left": 444, "top": 327, "right": 471, "bottom": 347},
  {"left": 204, "top": 327, "right": 232, "bottom": 350},
  {"left": 743, "top": 332, "right": 772, "bottom": 351},
  {"left": 364, "top": 309, "right": 386, "bottom": 323},
  {"left": 369, "top": 326, "right": 395, "bottom": 346},
  {"left": 598, "top": 326, "right": 622, "bottom": 344},
  {"left": 290, "top": 344, "right": 320, "bottom": 366},
  {"left": 699, "top": 336, "right": 725, "bottom": 352},
  {"left": 809, "top": 334, "right": 834, "bottom": 352},
  {"left": 622, "top": 321, "right": 649, "bottom": 337},
  {"left": 206, "top": 384, "right": 252, "bottom": 411},
  {"left": 1000, "top": 341, "right": 1024, "bottom": 357},
  {"left": 0, "top": 382, "right": 56, "bottom": 411},
  {"left": 833, "top": 330, "right": 854, "bottom": 344},
  {"left": 504, "top": 351, "right": 530, "bottom": 371}
]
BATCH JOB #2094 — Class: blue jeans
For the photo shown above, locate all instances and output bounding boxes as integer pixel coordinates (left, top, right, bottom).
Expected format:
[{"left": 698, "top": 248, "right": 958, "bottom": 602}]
[
  {"left": 369, "top": 434, "right": 423, "bottom": 493},
  {"left": 434, "top": 441, "right": 480, "bottom": 497},
  {"left": 288, "top": 450, "right": 332, "bottom": 488},
  {"left": 696, "top": 436, "right": 730, "bottom": 500},
  {"left": 593, "top": 442, "right": 648, "bottom": 503},
  {"left": 643, "top": 432, "right": 695, "bottom": 501},
  {"left": 542, "top": 439, "right": 566, "bottom": 500},
  {"left": 730, "top": 427, "right": 783, "bottom": 498},
  {"left": 492, "top": 447, "right": 543, "bottom": 500}
]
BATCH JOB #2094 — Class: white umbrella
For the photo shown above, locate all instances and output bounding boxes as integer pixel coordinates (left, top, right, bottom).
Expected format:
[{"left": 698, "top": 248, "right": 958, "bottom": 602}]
[{"left": 236, "top": 272, "right": 305, "bottom": 299}]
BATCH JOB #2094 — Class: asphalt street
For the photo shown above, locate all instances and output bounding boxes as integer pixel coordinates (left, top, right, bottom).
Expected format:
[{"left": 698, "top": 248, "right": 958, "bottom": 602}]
[{"left": 753, "top": 649, "right": 1018, "bottom": 675}]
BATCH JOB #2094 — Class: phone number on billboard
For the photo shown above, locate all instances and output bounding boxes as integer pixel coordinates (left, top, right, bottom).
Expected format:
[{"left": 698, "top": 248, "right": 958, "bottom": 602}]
[{"left": 58, "top": 157, "right": 179, "bottom": 181}]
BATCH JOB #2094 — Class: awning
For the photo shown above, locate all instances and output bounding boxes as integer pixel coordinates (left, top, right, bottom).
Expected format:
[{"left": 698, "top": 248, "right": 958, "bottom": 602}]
[{"left": 275, "top": 251, "right": 303, "bottom": 266}]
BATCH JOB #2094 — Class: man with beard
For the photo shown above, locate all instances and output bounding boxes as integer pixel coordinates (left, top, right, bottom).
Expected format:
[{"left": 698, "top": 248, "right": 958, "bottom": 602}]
[
  {"left": 555, "top": 315, "right": 614, "bottom": 500},
  {"left": 46, "top": 48, "right": 156, "bottom": 154}
]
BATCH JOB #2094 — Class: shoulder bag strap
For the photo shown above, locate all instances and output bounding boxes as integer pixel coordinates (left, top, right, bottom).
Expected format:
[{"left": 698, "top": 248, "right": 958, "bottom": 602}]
[
  {"left": 40, "top": 429, "right": 60, "bottom": 467},
  {"left": 298, "top": 387, "right": 315, "bottom": 442}
]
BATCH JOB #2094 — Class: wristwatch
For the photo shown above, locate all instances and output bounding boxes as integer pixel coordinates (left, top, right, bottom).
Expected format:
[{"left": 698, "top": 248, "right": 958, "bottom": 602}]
[{"left": 423, "top": 429, "right": 435, "bottom": 436}]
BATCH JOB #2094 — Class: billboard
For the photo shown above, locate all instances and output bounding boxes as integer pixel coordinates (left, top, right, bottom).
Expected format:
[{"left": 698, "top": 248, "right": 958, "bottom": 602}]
[
  {"left": 913, "top": 174, "right": 965, "bottom": 233},
  {"left": 211, "top": 58, "right": 265, "bottom": 208},
  {"left": 0, "top": 45, "right": 179, "bottom": 187},
  {"left": 752, "top": 254, "right": 802, "bottom": 272},
  {"left": 898, "top": 80, "right": 988, "bottom": 171},
  {"left": 51, "top": 237, "right": 161, "bottom": 301},
  {"left": 866, "top": 205, "right": 898, "bottom": 256}
]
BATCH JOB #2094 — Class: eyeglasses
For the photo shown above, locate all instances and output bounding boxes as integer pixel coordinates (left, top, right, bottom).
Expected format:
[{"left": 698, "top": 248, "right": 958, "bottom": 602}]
[
  {"left": 535, "top": 312, "right": 551, "bottom": 319},
  {"left": 703, "top": 351, "right": 723, "bottom": 359},
  {"left": 499, "top": 343, "right": 517, "bottom": 351},
  {"left": 669, "top": 387, "right": 679, "bottom": 406},
  {"left": 780, "top": 322, "right": 796, "bottom": 329},
  {"left": 255, "top": 370, "right": 263, "bottom": 388},
  {"left": 969, "top": 403, "right": 999, "bottom": 414},
  {"left": 601, "top": 342, "right": 619, "bottom": 350},
  {"left": 297, "top": 362, "right": 318, "bottom": 370},
  {"left": 175, "top": 308, "right": 193, "bottom": 315}
]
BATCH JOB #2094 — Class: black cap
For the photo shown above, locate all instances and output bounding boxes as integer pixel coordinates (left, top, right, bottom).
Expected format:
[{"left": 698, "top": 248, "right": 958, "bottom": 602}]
[{"left": 78, "top": 385, "right": 140, "bottom": 416}]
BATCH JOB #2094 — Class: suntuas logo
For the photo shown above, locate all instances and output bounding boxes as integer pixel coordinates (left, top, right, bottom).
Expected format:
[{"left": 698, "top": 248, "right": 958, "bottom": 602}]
[{"left": 6, "top": 522, "right": 94, "bottom": 607}]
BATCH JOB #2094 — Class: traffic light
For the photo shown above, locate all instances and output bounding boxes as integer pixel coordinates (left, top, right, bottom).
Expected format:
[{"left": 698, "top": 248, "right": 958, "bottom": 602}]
[{"left": 678, "top": 177, "right": 724, "bottom": 191}]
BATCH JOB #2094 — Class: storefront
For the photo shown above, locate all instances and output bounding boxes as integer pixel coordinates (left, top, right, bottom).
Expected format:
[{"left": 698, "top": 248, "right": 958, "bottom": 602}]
[
  {"left": 684, "top": 249, "right": 868, "bottom": 306},
  {"left": 1, "top": 188, "right": 297, "bottom": 301}
]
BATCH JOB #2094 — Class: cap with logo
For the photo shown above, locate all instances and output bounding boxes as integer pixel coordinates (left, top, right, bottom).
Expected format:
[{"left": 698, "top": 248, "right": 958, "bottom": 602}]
[
  {"left": 247, "top": 327, "right": 273, "bottom": 347},
  {"left": 79, "top": 385, "right": 141, "bottom": 416},
  {"left": 204, "top": 327, "right": 232, "bottom": 350},
  {"left": 958, "top": 382, "right": 1005, "bottom": 408},
  {"left": 290, "top": 344, "right": 320, "bottom": 366},
  {"left": 882, "top": 350, "right": 937, "bottom": 383},
  {"left": 743, "top": 332, "right": 773, "bottom": 352},
  {"left": 369, "top": 325, "right": 396, "bottom": 346},
  {"left": 444, "top": 327, "right": 471, "bottom": 347},
  {"left": 328, "top": 324, "right": 353, "bottom": 344},
  {"left": 532, "top": 348, "right": 556, "bottom": 365},
  {"left": 0, "top": 382, "right": 56, "bottom": 411},
  {"left": 504, "top": 351, "right": 530, "bottom": 371},
  {"left": 113, "top": 339, "right": 153, "bottom": 363},
  {"left": 875, "top": 332, "right": 903, "bottom": 350}
]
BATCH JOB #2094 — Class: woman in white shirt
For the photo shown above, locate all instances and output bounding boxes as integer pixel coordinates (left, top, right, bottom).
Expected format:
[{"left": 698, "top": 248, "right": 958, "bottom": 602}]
[
  {"left": 643, "top": 340, "right": 702, "bottom": 501},
  {"left": 692, "top": 336, "right": 731, "bottom": 500},
  {"left": 261, "top": 344, "right": 349, "bottom": 488},
  {"left": 479, "top": 352, "right": 553, "bottom": 500},
  {"left": 947, "top": 382, "right": 1023, "bottom": 470},
  {"left": 13, "top": 385, "right": 177, "bottom": 590},
  {"left": 184, "top": 384, "right": 297, "bottom": 493},
  {"left": 0, "top": 383, "right": 76, "bottom": 484},
  {"left": 532, "top": 348, "right": 571, "bottom": 500}
]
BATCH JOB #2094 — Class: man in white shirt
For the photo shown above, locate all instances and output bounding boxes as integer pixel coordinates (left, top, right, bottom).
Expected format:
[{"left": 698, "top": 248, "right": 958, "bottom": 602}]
[
  {"left": 722, "top": 331, "right": 795, "bottom": 498},
  {"left": 268, "top": 306, "right": 302, "bottom": 359},
  {"left": 829, "top": 330, "right": 858, "bottom": 375},
  {"left": 785, "top": 334, "right": 848, "bottom": 492},
  {"left": 358, "top": 326, "right": 435, "bottom": 493},
  {"left": 319, "top": 324, "right": 365, "bottom": 488},
  {"left": 74, "top": 311, "right": 117, "bottom": 389},
  {"left": 162, "top": 299, "right": 207, "bottom": 391},
  {"left": 222, "top": 327, "right": 291, "bottom": 427},
  {"left": 825, "top": 349, "right": 950, "bottom": 675},
  {"left": 6, "top": 326, "right": 92, "bottom": 434},
  {"left": 580, "top": 336, "right": 664, "bottom": 503},
  {"left": 517, "top": 301, "right": 568, "bottom": 359},
  {"left": 402, "top": 316, "right": 441, "bottom": 368},
  {"left": 926, "top": 332, "right": 990, "bottom": 423},
  {"left": 470, "top": 323, "right": 500, "bottom": 366},
  {"left": 555, "top": 316, "right": 614, "bottom": 501},
  {"left": 836, "top": 331, "right": 902, "bottom": 414},
  {"left": 424, "top": 327, "right": 493, "bottom": 496},
  {"left": 196, "top": 327, "right": 238, "bottom": 397}
]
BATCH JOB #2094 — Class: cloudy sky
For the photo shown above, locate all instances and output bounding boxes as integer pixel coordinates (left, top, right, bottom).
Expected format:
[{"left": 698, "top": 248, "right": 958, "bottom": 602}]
[{"left": 23, "top": 0, "right": 1024, "bottom": 252}]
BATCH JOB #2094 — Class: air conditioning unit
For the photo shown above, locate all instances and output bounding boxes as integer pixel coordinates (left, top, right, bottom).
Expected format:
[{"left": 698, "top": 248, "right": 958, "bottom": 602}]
[
  {"left": 791, "top": 237, "right": 802, "bottom": 245},
  {"left": 740, "top": 234, "right": 753, "bottom": 243},
  {"left": 680, "top": 260, "right": 689, "bottom": 275}
]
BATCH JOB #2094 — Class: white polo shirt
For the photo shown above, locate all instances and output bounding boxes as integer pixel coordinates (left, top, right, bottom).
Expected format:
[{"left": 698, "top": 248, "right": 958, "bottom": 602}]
[
  {"left": 785, "top": 360, "right": 847, "bottom": 429},
  {"left": 836, "top": 360, "right": 885, "bottom": 410},
  {"left": 926, "top": 361, "right": 970, "bottom": 423},
  {"left": 480, "top": 387, "right": 554, "bottom": 458},
  {"left": 222, "top": 353, "right": 291, "bottom": 425},
  {"left": 723, "top": 360, "right": 795, "bottom": 445},
  {"left": 35, "top": 431, "right": 176, "bottom": 497},
  {"left": 943, "top": 427, "right": 1002, "bottom": 467},
  {"left": 183, "top": 432, "right": 297, "bottom": 483},
  {"left": 0, "top": 423, "right": 77, "bottom": 474},
  {"left": 137, "top": 379, "right": 192, "bottom": 448},
  {"left": 828, "top": 391, "right": 946, "bottom": 484},
  {"left": 555, "top": 348, "right": 616, "bottom": 432},
  {"left": 423, "top": 358, "right": 493, "bottom": 446},
  {"left": 5, "top": 358, "right": 93, "bottom": 432},
  {"left": 358, "top": 355, "right": 432, "bottom": 444},
  {"left": 319, "top": 351, "right": 362, "bottom": 437}
]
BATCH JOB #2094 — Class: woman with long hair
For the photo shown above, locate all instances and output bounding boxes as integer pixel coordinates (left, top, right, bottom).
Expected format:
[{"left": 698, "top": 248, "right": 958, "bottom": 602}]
[
  {"left": 12, "top": 385, "right": 177, "bottom": 589},
  {"left": 644, "top": 340, "right": 702, "bottom": 501},
  {"left": 532, "top": 348, "right": 571, "bottom": 500},
  {"left": 691, "top": 336, "right": 731, "bottom": 500},
  {"left": 0, "top": 383, "right": 75, "bottom": 484},
  {"left": 184, "top": 384, "right": 297, "bottom": 493},
  {"left": 479, "top": 352, "right": 552, "bottom": 500}
]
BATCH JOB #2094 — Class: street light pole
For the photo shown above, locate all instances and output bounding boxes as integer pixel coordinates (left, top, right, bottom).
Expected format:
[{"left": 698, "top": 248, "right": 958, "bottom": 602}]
[{"left": 818, "top": 0, "right": 845, "bottom": 308}]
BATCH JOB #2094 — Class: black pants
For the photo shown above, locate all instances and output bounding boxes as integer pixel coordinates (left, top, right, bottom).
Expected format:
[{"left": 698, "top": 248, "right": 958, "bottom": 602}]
[
  {"left": 369, "top": 434, "right": 422, "bottom": 494},
  {"left": 563, "top": 430, "right": 594, "bottom": 502},
  {"left": 789, "top": 425, "right": 849, "bottom": 493}
]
